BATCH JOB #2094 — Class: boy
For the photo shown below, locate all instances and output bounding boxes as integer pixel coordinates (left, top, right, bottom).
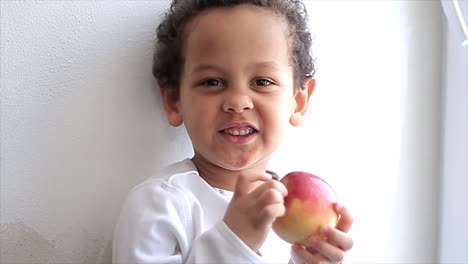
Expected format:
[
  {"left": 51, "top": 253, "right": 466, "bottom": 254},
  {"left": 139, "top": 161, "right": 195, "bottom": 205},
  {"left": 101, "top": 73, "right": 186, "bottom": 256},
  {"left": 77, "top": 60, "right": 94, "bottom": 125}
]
[{"left": 113, "top": 1, "right": 353, "bottom": 263}]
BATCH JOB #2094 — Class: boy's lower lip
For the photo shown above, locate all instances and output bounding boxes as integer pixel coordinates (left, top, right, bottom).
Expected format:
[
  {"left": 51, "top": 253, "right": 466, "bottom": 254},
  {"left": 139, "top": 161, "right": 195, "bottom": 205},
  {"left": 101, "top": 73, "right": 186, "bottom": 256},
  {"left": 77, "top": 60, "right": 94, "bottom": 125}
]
[{"left": 219, "top": 131, "right": 257, "bottom": 144}]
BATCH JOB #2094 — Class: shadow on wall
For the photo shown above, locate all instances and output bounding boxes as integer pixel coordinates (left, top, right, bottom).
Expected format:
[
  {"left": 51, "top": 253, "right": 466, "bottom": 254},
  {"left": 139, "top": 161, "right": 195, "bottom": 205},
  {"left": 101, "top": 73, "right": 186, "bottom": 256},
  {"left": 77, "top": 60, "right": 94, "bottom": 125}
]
[{"left": 0, "top": 221, "right": 112, "bottom": 264}]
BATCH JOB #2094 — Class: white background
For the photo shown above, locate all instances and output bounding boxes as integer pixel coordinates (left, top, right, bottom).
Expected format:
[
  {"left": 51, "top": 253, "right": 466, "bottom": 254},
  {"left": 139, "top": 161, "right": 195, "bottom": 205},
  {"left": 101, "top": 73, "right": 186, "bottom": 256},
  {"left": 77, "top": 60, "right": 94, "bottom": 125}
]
[{"left": 1, "top": 1, "right": 466, "bottom": 263}]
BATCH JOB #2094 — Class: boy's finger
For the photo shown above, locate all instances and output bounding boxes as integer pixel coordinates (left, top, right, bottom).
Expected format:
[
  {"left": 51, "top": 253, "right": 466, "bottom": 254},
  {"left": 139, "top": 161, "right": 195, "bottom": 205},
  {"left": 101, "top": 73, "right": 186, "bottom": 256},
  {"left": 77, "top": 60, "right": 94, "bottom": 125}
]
[
  {"left": 291, "top": 244, "right": 326, "bottom": 264},
  {"left": 321, "top": 226, "right": 354, "bottom": 251},
  {"left": 233, "top": 172, "right": 271, "bottom": 197},
  {"left": 334, "top": 203, "right": 354, "bottom": 233},
  {"left": 249, "top": 179, "right": 288, "bottom": 200},
  {"left": 302, "top": 237, "right": 345, "bottom": 263}
]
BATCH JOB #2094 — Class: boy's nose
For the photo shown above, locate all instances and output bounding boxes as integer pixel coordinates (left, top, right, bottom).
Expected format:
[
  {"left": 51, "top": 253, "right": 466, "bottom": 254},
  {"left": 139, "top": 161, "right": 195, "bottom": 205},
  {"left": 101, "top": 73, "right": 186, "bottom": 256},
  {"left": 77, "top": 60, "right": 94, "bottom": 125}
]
[{"left": 223, "top": 94, "right": 254, "bottom": 113}]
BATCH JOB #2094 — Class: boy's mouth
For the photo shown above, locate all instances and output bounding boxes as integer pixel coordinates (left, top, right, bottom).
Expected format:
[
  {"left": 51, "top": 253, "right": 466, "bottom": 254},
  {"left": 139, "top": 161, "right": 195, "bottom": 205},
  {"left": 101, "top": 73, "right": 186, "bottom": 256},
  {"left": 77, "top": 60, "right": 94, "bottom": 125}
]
[
  {"left": 222, "top": 127, "right": 256, "bottom": 136},
  {"left": 219, "top": 122, "right": 258, "bottom": 135},
  {"left": 218, "top": 123, "right": 258, "bottom": 144}
]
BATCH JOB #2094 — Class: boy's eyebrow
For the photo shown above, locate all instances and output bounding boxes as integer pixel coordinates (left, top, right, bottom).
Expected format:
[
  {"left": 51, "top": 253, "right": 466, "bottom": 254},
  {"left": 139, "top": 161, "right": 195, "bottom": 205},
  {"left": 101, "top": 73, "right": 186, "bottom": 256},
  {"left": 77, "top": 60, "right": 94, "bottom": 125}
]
[
  {"left": 192, "top": 64, "right": 224, "bottom": 74},
  {"left": 191, "top": 62, "right": 281, "bottom": 74},
  {"left": 252, "top": 61, "right": 281, "bottom": 71}
]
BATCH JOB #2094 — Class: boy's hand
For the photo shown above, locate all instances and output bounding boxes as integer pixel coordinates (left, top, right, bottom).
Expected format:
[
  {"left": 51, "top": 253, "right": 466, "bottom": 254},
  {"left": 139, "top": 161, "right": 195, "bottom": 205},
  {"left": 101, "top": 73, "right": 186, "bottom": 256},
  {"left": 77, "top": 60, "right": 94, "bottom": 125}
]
[
  {"left": 223, "top": 172, "right": 288, "bottom": 252},
  {"left": 291, "top": 204, "right": 354, "bottom": 264}
]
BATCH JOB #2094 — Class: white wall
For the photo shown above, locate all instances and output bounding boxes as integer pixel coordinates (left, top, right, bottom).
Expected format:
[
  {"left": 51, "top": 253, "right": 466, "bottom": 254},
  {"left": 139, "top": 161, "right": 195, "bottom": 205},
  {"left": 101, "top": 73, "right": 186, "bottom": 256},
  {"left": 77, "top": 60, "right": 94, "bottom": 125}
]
[
  {"left": 1, "top": 1, "right": 192, "bottom": 263},
  {"left": 1, "top": 1, "right": 448, "bottom": 263},
  {"left": 272, "top": 1, "right": 444, "bottom": 262}
]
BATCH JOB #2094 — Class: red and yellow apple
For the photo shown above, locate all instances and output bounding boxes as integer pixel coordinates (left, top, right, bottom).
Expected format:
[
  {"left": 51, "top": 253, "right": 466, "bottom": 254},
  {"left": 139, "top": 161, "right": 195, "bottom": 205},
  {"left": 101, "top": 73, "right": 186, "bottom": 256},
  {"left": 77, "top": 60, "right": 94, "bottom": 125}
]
[{"left": 272, "top": 171, "right": 338, "bottom": 244}]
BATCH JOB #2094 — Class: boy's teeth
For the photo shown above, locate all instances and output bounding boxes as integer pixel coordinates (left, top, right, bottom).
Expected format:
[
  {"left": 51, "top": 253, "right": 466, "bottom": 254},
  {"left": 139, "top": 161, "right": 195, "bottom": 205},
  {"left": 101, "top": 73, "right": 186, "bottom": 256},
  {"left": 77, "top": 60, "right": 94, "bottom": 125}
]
[{"left": 224, "top": 128, "right": 253, "bottom": 136}]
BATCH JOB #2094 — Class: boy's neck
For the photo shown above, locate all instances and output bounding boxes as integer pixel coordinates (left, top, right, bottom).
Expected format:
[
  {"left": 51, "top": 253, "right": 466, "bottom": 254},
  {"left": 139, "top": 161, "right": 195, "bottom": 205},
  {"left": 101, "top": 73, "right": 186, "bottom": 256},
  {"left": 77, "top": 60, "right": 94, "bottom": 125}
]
[{"left": 191, "top": 154, "right": 270, "bottom": 191}]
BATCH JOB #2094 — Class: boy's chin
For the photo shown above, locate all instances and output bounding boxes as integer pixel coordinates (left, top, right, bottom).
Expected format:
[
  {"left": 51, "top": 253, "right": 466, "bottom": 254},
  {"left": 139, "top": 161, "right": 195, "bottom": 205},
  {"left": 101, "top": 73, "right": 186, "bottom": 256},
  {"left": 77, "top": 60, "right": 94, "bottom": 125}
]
[
  {"left": 215, "top": 157, "right": 271, "bottom": 172},
  {"left": 192, "top": 151, "right": 272, "bottom": 171}
]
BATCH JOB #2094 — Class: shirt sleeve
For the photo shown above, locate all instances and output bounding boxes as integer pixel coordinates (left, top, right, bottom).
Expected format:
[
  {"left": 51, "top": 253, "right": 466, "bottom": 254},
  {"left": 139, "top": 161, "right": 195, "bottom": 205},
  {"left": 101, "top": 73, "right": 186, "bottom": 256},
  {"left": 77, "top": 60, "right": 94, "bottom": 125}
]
[
  {"left": 112, "top": 180, "right": 191, "bottom": 263},
  {"left": 187, "top": 221, "right": 265, "bottom": 264},
  {"left": 112, "top": 179, "right": 268, "bottom": 264}
]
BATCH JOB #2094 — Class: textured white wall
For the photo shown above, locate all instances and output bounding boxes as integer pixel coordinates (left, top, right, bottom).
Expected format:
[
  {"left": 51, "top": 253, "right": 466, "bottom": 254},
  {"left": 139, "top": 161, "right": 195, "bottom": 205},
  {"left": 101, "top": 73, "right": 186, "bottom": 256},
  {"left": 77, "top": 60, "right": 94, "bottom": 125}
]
[
  {"left": 1, "top": 1, "right": 192, "bottom": 263},
  {"left": 1, "top": 1, "right": 445, "bottom": 263}
]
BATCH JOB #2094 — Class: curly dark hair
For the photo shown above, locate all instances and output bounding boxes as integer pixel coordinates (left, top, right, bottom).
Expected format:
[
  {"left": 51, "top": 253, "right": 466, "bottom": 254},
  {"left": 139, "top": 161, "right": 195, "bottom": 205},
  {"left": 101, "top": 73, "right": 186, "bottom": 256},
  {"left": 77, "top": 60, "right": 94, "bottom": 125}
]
[{"left": 152, "top": 0, "right": 315, "bottom": 101}]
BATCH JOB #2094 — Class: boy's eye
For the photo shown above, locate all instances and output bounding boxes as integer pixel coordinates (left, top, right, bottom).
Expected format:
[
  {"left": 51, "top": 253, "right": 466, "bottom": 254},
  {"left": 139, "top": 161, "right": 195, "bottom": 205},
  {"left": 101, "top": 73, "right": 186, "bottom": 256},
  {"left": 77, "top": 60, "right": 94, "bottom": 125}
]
[
  {"left": 254, "top": 78, "right": 274, "bottom": 86},
  {"left": 201, "top": 79, "right": 223, "bottom": 87}
]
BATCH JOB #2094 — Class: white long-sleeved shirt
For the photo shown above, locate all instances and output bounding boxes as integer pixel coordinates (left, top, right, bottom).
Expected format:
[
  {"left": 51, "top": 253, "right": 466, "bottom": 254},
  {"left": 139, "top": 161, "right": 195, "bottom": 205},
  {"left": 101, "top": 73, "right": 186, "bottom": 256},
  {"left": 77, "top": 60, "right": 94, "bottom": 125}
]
[{"left": 112, "top": 158, "right": 292, "bottom": 263}]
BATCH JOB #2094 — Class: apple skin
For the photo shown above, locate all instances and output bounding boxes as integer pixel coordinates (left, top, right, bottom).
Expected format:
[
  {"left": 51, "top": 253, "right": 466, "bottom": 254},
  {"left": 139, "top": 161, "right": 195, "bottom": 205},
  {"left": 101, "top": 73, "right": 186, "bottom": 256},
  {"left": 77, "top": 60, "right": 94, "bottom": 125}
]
[{"left": 272, "top": 171, "right": 338, "bottom": 244}]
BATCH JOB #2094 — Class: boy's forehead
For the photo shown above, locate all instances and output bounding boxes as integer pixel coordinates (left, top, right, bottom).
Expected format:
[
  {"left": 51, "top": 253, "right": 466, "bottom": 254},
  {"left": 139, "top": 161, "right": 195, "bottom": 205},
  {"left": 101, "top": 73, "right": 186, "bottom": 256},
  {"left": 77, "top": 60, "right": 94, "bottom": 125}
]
[{"left": 182, "top": 5, "right": 290, "bottom": 60}]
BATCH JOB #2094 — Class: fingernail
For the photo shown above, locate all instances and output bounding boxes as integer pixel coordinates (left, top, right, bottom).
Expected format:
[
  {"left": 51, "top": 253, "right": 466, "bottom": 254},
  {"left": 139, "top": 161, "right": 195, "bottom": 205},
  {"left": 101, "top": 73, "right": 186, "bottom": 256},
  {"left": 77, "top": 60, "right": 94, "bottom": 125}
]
[
  {"left": 321, "top": 226, "right": 329, "bottom": 234},
  {"left": 292, "top": 244, "right": 303, "bottom": 252},
  {"left": 335, "top": 202, "right": 343, "bottom": 211}
]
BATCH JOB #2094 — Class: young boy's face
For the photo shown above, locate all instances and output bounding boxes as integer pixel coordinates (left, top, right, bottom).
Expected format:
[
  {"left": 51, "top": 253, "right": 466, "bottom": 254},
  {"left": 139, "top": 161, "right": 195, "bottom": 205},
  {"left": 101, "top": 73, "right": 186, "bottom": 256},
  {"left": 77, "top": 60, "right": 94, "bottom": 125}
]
[{"left": 162, "top": 4, "right": 312, "bottom": 171}]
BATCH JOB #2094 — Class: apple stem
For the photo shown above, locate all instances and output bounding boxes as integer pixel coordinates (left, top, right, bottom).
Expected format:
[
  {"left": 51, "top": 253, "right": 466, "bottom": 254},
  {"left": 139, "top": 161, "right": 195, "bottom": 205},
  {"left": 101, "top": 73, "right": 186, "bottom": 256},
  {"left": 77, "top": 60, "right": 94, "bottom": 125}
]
[{"left": 265, "top": 170, "right": 280, "bottom": 181}]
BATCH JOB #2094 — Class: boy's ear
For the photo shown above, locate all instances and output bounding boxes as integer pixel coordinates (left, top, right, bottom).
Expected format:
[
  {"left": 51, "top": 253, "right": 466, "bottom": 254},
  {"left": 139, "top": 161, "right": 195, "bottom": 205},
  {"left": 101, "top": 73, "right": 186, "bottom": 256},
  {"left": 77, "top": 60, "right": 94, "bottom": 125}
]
[
  {"left": 159, "top": 80, "right": 183, "bottom": 127},
  {"left": 290, "top": 78, "right": 316, "bottom": 126}
]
